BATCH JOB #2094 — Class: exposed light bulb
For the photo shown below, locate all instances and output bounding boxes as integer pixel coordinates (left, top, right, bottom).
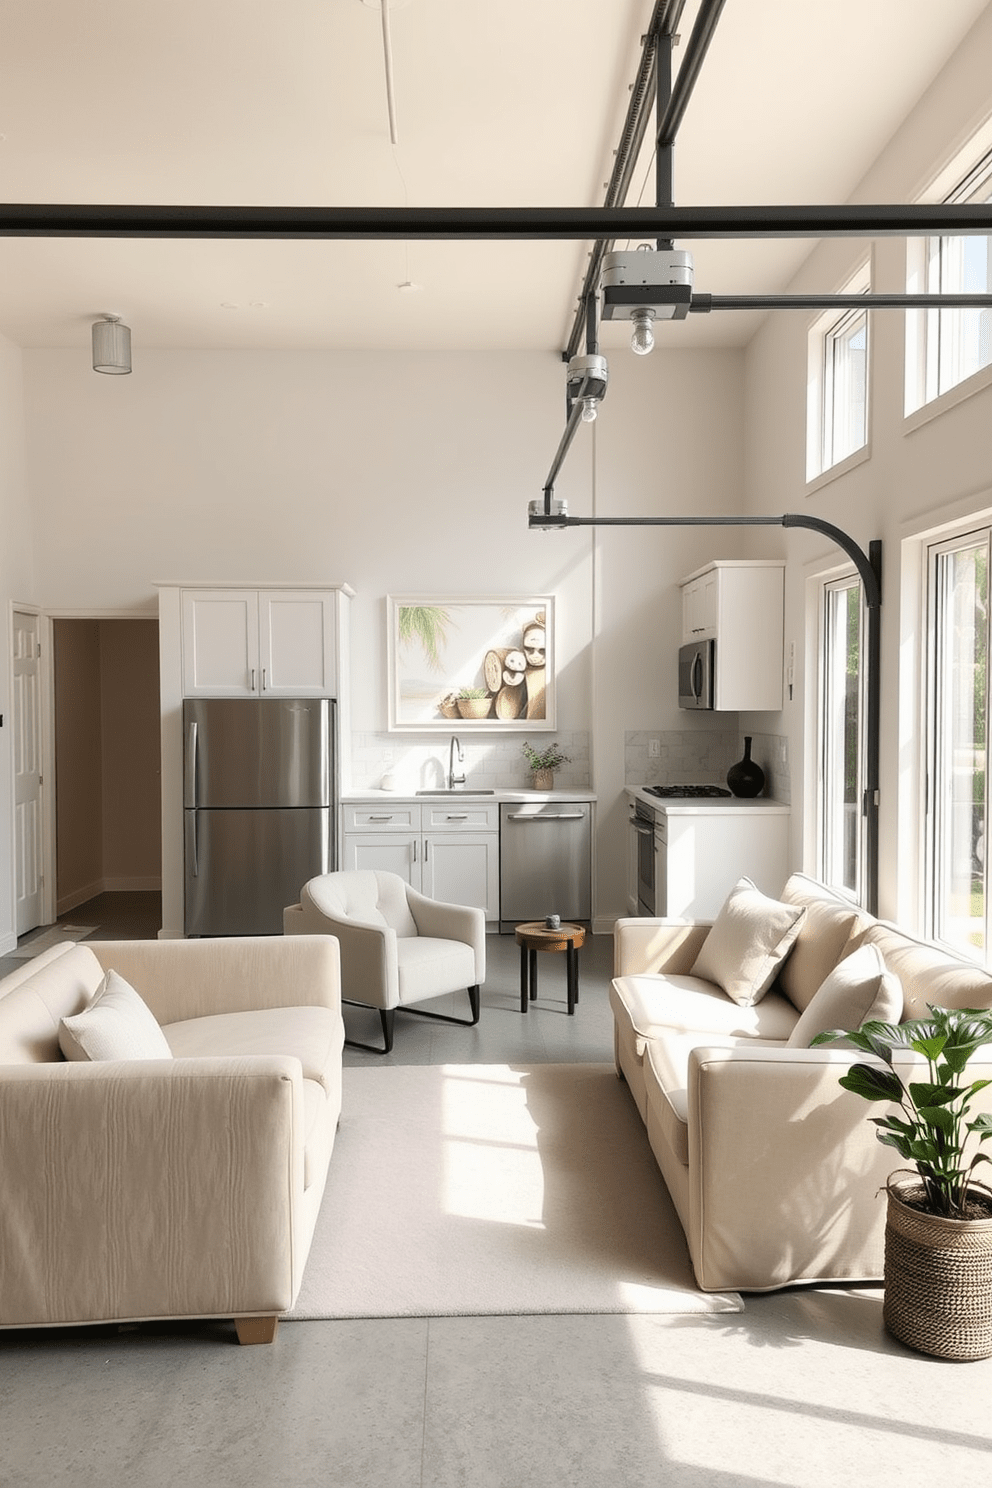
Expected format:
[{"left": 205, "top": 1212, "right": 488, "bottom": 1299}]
[
  {"left": 580, "top": 397, "right": 598, "bottom": 423},
  {"left": 630, "top": 307, "right": 656, "bottom": 356}
]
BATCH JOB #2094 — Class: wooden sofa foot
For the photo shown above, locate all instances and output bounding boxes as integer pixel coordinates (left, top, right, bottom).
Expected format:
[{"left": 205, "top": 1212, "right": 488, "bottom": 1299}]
[{"left": 235, "top": 1315, "right": 279, "bottom": 1345}]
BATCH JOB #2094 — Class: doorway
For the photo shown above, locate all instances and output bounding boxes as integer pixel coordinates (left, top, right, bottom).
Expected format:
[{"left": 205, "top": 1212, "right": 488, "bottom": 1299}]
[{"left": 50, "top": 618, "right": 161, "bottom": 923}]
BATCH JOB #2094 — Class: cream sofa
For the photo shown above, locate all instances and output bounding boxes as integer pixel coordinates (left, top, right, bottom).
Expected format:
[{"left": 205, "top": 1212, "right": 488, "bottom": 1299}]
[
  {"left": 0, "top": 933, "right": 343, "bottom": 1343},
  {"left": 612, "top": 873, "right": 992, "bottom": 1294}
]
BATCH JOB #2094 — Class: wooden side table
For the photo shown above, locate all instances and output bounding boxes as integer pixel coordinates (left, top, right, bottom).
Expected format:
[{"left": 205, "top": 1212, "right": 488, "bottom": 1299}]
[{"left": 513, "top": 921, "right": 586, "bottom": 1015}]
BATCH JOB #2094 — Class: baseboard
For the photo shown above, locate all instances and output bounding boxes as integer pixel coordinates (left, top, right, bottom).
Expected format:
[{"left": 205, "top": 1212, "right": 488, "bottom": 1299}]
[
  {"left": 57, "top": 876, "right": 162, "bottom": 916},
  {"left": 56, "top": 880, "right": 105, "bottom": 916},
  {"left": 593, "top": 913, "right": 621, "bottom": 936}
]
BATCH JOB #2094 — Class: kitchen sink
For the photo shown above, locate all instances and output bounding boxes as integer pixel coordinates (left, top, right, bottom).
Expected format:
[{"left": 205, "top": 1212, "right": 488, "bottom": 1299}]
[{"left": 416, "top": 789, "right": 496, "bottom": 796}]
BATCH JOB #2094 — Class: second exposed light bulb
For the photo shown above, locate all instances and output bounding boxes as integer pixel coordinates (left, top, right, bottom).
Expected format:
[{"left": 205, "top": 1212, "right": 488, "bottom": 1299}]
[{"left": 630, "top": 307, "right": 656, "bottom": 356}]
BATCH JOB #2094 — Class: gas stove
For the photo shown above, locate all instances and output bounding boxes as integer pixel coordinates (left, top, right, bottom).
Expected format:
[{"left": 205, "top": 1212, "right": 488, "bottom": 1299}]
[{"left": 643, "top": 784, "right": 732, "bottom": 799}]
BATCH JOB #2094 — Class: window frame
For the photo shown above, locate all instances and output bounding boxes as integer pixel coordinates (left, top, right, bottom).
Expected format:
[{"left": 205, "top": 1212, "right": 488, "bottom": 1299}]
[
  {"left": 905, "top": 148, "right": 992, "bottom": 417},
  {"left": 816, "top": 570, "right": 868, "bottom": 903},
  {"left": 924, "top": 527, "right": 991, "bottom": 962},
  {"left": 806, "top": 263, "right": 871, "bottom": 487}
]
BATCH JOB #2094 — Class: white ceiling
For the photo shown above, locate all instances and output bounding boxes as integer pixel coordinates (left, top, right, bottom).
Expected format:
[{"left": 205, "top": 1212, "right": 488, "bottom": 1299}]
[{"left": 0, "top": 0, "right": 987, "bottom": 356}]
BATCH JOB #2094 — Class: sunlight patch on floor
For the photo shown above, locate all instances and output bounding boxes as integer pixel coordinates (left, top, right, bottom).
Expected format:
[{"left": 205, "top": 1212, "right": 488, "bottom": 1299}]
[{"left": 441, "top": 1065, "right": 546, "bottom": 1227}]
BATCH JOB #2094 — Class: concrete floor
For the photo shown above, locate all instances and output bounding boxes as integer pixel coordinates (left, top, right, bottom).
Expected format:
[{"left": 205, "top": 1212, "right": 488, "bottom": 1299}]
[{"left": 2, "top": 901, "right": 992, "bottom": 1487}]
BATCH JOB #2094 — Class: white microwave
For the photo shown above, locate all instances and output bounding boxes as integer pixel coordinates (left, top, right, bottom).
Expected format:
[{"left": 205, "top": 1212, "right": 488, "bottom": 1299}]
[{"left": 678, "top": 638, "right": 714, "bottom": 710}]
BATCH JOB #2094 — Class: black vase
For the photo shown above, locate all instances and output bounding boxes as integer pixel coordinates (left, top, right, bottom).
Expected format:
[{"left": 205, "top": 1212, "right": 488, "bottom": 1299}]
[{"left": 727, "top": 736, "right": 765, "bottom": 798}]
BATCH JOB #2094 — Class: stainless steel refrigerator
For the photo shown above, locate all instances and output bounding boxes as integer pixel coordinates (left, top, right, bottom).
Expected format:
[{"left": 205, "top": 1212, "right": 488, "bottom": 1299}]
[{"left": 183, "top": 696, "right": 335, "bottom": 936}]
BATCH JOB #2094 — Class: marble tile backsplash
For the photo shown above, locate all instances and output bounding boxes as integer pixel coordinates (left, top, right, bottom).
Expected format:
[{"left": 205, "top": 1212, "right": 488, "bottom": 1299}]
[
  {"left": 349, "top": 731, "right": 592, "bottom": 793},
  {"left": 625, "top": 729, "right": 790, "bottom": 804},
  {"left": 349, "top": 728, "right": 788, "bottom": 800}
]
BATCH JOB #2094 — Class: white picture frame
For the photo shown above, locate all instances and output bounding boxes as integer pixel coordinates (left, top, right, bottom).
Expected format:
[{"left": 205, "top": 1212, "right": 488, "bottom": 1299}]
[{"left": 387, "top": 595, "right": 555, "bottom": 732}]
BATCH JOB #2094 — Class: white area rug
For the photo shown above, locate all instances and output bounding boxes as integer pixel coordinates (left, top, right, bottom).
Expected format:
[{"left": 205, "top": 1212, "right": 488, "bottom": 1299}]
[
  {"left": 10, "top": 925, "right": 96, "bottom": 958},
  {"left": 288, "top": 1063, "right": 743, "bottom": 1320}
]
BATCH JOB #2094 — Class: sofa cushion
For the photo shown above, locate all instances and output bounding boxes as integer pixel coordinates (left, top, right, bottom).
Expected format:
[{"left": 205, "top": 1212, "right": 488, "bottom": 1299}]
[
  {"left": 164, "top": 1004, "right": 342, "bottom": 1093},
  {"left": 610, "top": 974, "right": 800, "bottom": 1044},
  {"left": 777, "top": 873, "right": 872, "bottom": 1013},
  {"left": 858, "top": 921, "right": 992, "bottom": 1020},
  {"left": 396, "top": 937, "right": 477, "bottom": 1004},
  {"left": 643, "top": 1032, "right": 781, "bottom": 1167},
  {"left": 59, "top": 969, "right": 174, "bottom": 1063},
  {"left": 786, "top": 944, "right": 903, "bottom": 1047},
  {"left": 690, "top": 878, "right": 807, "bottom": 1008}
]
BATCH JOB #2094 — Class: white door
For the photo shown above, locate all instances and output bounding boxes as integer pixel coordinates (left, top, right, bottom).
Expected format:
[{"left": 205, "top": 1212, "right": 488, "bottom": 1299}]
[{"left": 13, "top": 610, "right": 44, "bottom": 935}]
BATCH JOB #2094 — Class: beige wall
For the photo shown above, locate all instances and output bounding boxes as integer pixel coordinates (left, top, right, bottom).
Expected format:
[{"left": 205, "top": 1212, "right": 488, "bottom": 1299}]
[
  {"left": 20, "top": 346, "right": 747, "bottom": 925},
  {"left": 3, "top": 9, "right": 991, "bottom": 936},
  {"left": 743, "top": 1, "right": 992, "bottom": 922},
  {"left": 53, "top": 618, "right": 161, "bottom": 913}
]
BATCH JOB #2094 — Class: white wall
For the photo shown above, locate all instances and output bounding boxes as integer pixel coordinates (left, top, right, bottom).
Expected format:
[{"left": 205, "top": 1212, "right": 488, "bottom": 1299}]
[
  {"left": 0, "top": 334, "right": 34, "bottom": 951},
  {"left": 743, "top": 2, "right": 992, "bottom": 922},
  {"left": 19, "top": 344, "right": 747, "bottom": 927}
]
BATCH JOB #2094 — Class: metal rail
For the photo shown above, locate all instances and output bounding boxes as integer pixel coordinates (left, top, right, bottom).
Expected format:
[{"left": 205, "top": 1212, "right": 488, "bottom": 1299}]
[
  {"left": 527, "top": 508, "right": 883, "bottom": 914},
  {"left": 1, "top": 202, "right": 991, "bottom": 240}
]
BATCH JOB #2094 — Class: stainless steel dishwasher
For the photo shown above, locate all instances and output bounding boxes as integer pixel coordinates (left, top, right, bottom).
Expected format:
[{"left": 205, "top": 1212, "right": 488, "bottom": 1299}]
[{"left": 499, "top": 801, "right": 592, "bottom": 930}]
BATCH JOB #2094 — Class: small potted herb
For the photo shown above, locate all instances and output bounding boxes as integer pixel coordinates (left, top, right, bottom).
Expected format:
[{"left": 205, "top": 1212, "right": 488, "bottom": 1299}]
[{"left": 522, "top": 740, "right": 570, "bottom": 791}]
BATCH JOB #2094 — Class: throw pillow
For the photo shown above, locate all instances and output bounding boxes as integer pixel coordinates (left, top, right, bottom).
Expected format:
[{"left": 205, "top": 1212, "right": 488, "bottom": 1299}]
[
  {"left": 691, "top": 876, "right": 807, "bottom": 1008},
  {"left": 59, "top": 969, "right": 174, "bottom": 1063},
  {"left": 787, "top": 943, "right": 903, "bottom": 1047}
]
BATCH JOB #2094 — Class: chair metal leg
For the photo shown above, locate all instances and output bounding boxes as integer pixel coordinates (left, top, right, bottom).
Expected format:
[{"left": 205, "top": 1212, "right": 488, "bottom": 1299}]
[
  {"left": 406, "top": 985, "right": 482, "bottom": 1029},
  {"left": 342, "top": 1000, "right": 395, "bottom": 1054}
]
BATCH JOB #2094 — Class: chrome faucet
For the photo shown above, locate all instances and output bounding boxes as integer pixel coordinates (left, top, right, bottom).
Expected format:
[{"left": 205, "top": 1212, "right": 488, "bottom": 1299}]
[{"left": 448, "top": 735, "right": 466, "bottom": 790}]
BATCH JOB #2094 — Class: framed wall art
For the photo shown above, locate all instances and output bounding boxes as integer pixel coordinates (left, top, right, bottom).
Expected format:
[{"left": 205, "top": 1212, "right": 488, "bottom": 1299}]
[{"left": 387, "top": 595, "right": 555, "bottom": 732}]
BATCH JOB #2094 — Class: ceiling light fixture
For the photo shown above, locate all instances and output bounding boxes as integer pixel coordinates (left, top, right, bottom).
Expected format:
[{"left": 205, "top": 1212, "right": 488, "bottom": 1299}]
[
  {"left": 565, "top": 351, "right": 608, "bottom": 423},
  {"left": 91, "top": 313, "right": 131, "bottom": 375},
  {"left": 600, "top": 245, "right": 694, "bottom": 354}
]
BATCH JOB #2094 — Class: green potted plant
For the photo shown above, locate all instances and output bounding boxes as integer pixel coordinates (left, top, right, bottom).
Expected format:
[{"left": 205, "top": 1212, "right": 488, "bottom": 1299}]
[
  {"left": 522, "top": 739, "right": 570, "bottom": 792},
  {"left": 814, "top": 1004, "right": 992, "bottom": 1359}
]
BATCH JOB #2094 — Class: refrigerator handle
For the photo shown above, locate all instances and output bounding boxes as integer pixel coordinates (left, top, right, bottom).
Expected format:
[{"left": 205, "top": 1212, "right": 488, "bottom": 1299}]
[
  {"left": 185, "top": 808, "right": 199, "bottom": 878},
  {"left": 184, "top": 720, "right": 198, "bottom": 808}
]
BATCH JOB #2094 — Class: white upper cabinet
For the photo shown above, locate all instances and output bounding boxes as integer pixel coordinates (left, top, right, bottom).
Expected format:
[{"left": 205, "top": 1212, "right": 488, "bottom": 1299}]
[
  {"left": 681, "top": 568, "right": 718, "bottom": 640},
  {"left": 182, "top": 588, "right": 339, "bottom": 696},
  {"left": 679, "top": 561, "right": 785, "bottom": 712}
]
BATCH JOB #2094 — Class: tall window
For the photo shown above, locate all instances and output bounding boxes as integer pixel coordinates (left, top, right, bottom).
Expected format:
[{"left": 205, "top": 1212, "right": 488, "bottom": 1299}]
[
  {"left": 906, "top": 151, "right": 992, "bottom": 414},
  {"left": 818, "top": 574, "right": 866, "bottom": 899},
  {"left": 927, "top": 532, "right": 989, "bottom": 960},
  {"left": 807, "top": 267, "right": 870, "bottom": 482}
]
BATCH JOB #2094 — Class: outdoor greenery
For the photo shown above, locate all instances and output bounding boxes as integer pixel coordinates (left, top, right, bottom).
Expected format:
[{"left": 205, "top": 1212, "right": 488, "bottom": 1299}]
[
  {"left": 813, "top": 1004, "right": 992, "bottom": 1218},
  {"left": 521, "top": 740, "right": 570, "bottom": 773}
]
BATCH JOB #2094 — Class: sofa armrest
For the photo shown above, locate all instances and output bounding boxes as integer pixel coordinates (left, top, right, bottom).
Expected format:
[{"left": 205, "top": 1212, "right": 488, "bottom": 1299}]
[
  {"left": 0, "top": 1055, "right": 307, "bottom": 1329},
  {"left": 613, "top": 918, "right": 713, "bottom": 977},
  {"left": 683, "top": 1044, "right": 992, "bottom": 1291},
  {"left": 90, "top": 935, "right": 341, "bottom": 1024}
]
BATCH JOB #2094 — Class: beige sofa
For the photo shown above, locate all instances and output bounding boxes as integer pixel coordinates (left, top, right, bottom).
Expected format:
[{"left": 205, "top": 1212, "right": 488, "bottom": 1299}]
[
  {"left": 0, "top": 934, "right": 343, "bottom": 1343},
  {"left": 612, "top": 873, "right": 992, "bottom": 1293}
]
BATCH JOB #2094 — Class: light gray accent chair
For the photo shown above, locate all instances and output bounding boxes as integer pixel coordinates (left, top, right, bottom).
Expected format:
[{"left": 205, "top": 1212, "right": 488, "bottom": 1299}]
[{"left": 285, "top": 870, "right": 486, "bottom": 1053}]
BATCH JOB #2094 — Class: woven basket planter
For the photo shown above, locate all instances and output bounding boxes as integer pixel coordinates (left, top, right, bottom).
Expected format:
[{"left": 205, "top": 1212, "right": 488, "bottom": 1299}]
[{"left": 883, "top": 1181, "right": 992, "bottom": 1360}]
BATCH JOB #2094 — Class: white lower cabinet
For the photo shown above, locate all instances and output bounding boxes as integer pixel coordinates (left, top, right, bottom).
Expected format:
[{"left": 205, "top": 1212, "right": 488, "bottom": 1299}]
[
  {"left": 655, "top": 803, "right": 789, "bottom": 918},
  {"left": 342, "top": 802, "right": 500, "bottom": 922}
]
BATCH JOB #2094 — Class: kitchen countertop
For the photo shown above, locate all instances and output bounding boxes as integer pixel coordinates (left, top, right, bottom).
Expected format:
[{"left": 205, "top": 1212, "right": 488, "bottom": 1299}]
[
  {"left": 626, "top": 786, "right": 789, "bottom": 814},
  {"left": 343, "top": 788, "right": 597, "bottom": 803}
]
